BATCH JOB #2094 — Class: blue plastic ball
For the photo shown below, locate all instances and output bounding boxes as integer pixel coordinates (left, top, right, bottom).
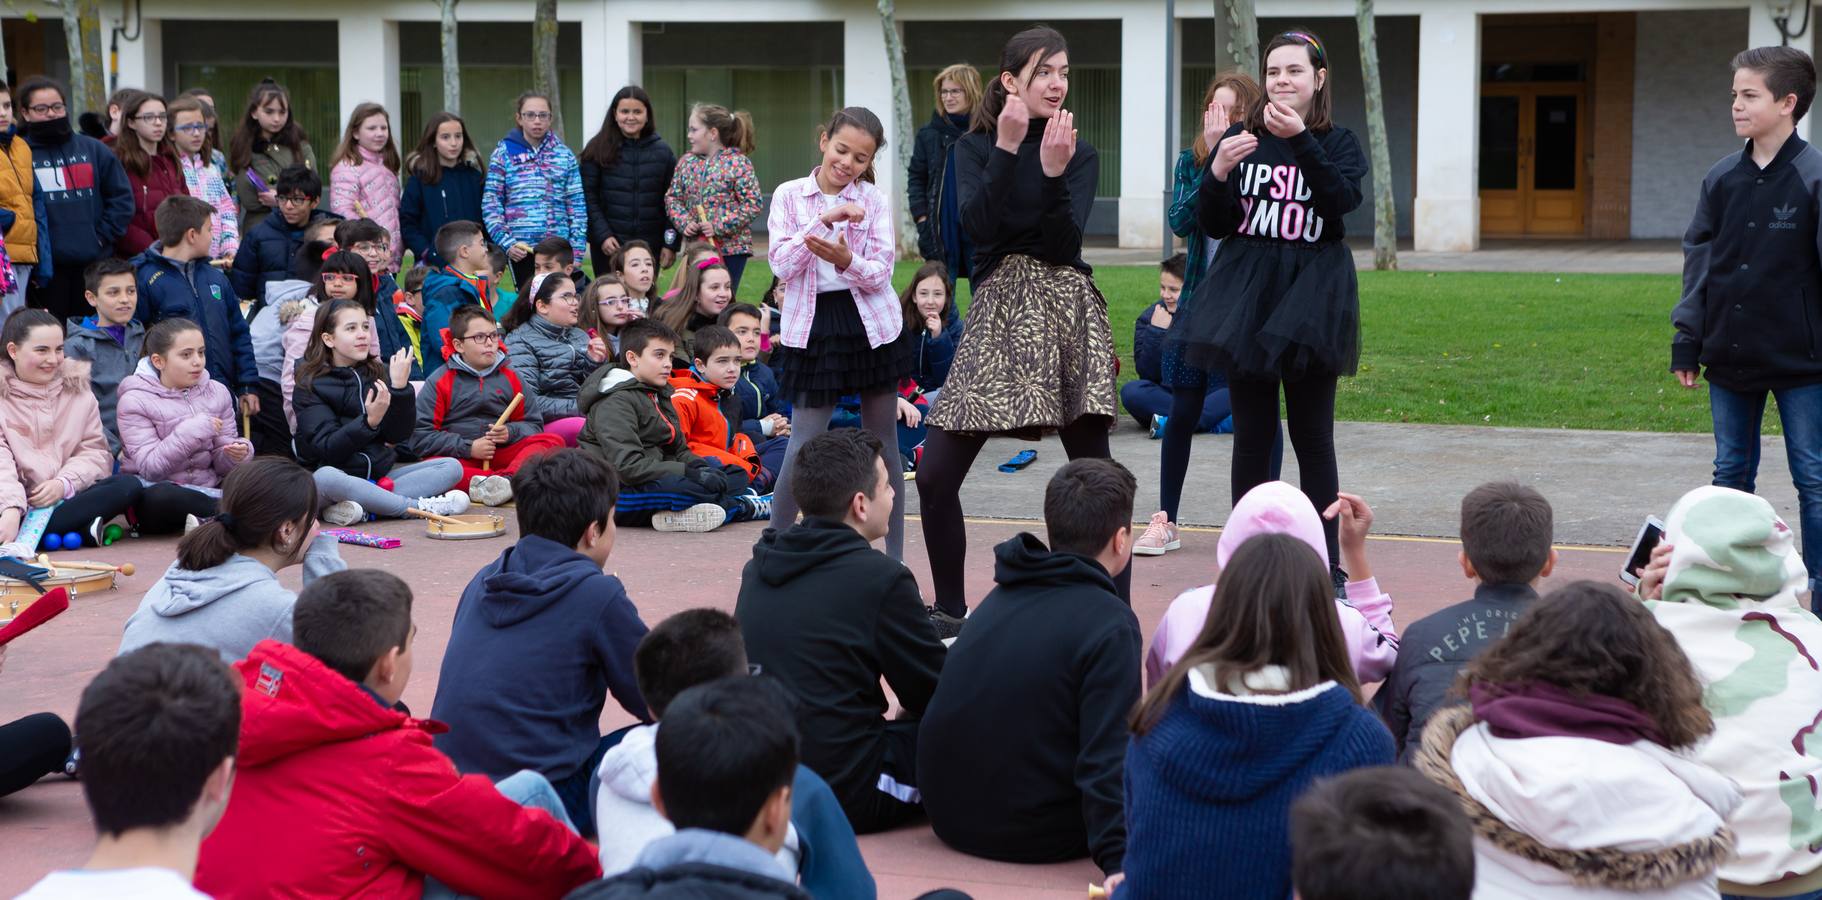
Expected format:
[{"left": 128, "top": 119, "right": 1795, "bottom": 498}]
[
  {"left": 41, "top": 533, "right": 60, "bottom": 551},
  {"left": 63, "top": 532, "right": 82, "bottom": 550}
]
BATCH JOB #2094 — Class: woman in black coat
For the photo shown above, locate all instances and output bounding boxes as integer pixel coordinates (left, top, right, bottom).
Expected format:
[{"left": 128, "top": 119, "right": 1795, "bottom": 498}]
[
  {"left": 580, "top": 86, "right": 679, "bottom": 278},
  {"left": 907, "top": 63, "right": 982, "bottom": 283}
]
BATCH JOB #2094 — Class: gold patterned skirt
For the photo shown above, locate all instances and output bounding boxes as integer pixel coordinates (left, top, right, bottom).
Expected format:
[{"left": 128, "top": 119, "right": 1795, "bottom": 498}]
[{"left": 926, "top": 254, "right": 1117, "bottom": 435}]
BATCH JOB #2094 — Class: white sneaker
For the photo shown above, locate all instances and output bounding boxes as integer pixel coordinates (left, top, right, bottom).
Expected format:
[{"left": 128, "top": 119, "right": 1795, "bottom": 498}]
[
  {"left": 415, "top": 490, "right": 471, "bottom": 517},
  {"left": 183, "top": 514, "right": 202, "bottom": 535},
  {"left": 652, "top": 502, "right": 728, "bottom": 533},
  {"left": 321, "top": 501, "right": 366, "bottom": 526},
  {"left": 469, "top": 474, "right": 513, "bottom": 507}
]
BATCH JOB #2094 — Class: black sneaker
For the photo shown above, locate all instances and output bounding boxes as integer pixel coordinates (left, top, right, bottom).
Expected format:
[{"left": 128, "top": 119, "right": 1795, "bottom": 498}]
[{"left": 928, "top": 606, "right": 966, "bottom": 641}]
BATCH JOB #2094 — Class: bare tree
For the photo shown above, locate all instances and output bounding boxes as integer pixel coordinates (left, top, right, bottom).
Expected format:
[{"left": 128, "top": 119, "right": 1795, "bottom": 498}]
[
  {"left": 1356, "top": 0, "right": 1397, "bottom": 269},
  {"left": 438, "top": 0, "right": 460, "bottom": 115},
  {"left": 1216, "top": 0, "right": 1259, "bottom": 75},
  {"left": 878, "top": 0, "right": 918, "bottom": 257},
  {"left": 532, "top": 0, "right": 562, "bottom": 137},
  {"left": 49, "top": 0, "right": 103, "bottom": 116}
]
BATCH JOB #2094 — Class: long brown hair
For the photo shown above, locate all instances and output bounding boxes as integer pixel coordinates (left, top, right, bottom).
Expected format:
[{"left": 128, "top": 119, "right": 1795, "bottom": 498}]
[
  {"left": 166, "top": 96, "right": 216, "bottom": 160},
  {"left": 296, "top": 299, "right": 381, "bottom": 392},
  {"left": 181, "top": 88, "right": 223, "bottom": 157},
  {"left": 1459, "top": 581, "right": 1714, "bottom": 749},
  {"left": 899, "top": 260, "right": 954, "bottom": 335},
  {"left": 229, "top": 78, "right": 310, "bottom": 175},
  {"left": 1194, "top": 72, "right": 1264, "bottom": 167},
  {"left": 113, "top": 91, "right": 171, "bottom": 179},
  {"left": 657, "top": 260, "right": 729, "bottom": 336},
  {"left": 820, "top": 106, "right": 886, "bottom": 184},
  {"left": 330, "top": 102, "right": 401, "bottom": 174},
  {"left": 1247, "top": 30, "right": 1334, "bottom": 135},
  {"left": 581, "top": 85, "right": 656, "bottom": 168},
  {"left": 406, "top": 111, "right": 480, "bottom": 184},
  {"left": 578, "top": 274, "right": 625, "bottom": 334},
  {"left": 176, "top": 458, "right": 318, "bottom": 571},
  {"left": 972, "top": 25, "right": 1069, "bottom": 134},
  {"left": 1131, "top": 533, "right": 1360, "bottom": 735}
]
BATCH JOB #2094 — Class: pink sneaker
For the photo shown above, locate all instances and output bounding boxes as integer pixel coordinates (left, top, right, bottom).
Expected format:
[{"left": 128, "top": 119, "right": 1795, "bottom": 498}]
[{"left": 1133, "top": 511, "right": 1180, "bottom": 556}]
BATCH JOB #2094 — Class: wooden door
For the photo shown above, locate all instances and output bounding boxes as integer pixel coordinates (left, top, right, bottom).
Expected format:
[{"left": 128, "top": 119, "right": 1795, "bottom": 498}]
[{"left": 1480, "top": 84, "right": 1587, "bottom": 236}]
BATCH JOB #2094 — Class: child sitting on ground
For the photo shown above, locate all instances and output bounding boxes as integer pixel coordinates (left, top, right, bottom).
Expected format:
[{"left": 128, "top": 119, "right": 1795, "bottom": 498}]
[
  {"left": 230, "top": 164, "right": 340, "bottom": 304},
  {"left": 584, "top": 275, "right": 636, "bottom": 360},
  {"left": 408, "top": 304, "right": 563, "bottom": 507},
  {"left": 431, "top": 450, "right": 651, "bottom": 839},
  {"left": 503, "top": 271, "right": 608, "bottom": 447},
  {"left": 1375, "top": 482, "right": 1553, "bottom": 761},
  {"left": 1289, "top": 767, "right": 1475, "bottom": 900},
  {"left": 653, "top": 256, "right": 732, "bottom": 358},
  {"left": 721, "top": 302, "right": 790, "bottom": 475},
  {"left": 336, "top": 216, "right": 418, "bottom": 379},
  {"left": 64, "top": 258, "right": 145, "bottom": 455},
  {"left": 115, "top": 318, "right": 253, "bottom": 530},
  {"left": 533, "top": 235, "right": 590, "bottom": 293},
  {"left": 577, "top": 318, "right": 765, "bottom": 532},
  {"left": 421, "top": 220, "right": 495, "bottom": 347},
  {"left": 118, "top": 457, "right": 344, "bottom": 662},
  {"left": 244, "top": 240, "right": 328, "bottom": 454},
  {"left": 1122, "top": 253, "right": 1233, "bottom": 436},
  {"left": 611, "top": 240, "right": 660, "bottom": 314},
  {"left": 669, "top": 324, "right": 768, "bottom": 491},
  {"left": 135, "top": 197, "right": 260, "bottom": 419},
  {"left": 197, "top": 570, "right": 602, "bottom": 898},
  {"left": 279, "top": 250, "right": 381, "bottom": 430},
  {"left": 15, "top": 644, "right": 240, "bottom": 899},
  {"left": 900, "top": 260, "right": 962, "bottom": 398},
  {"left": 593, "top": 608, "right": 876, "bottom": 898},
  {"left": 735, "top": 429, "right": 945, "bottom": 834}
]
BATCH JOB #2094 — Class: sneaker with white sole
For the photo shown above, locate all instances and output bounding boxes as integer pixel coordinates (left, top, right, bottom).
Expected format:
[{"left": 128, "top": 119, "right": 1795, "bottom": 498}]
[
  {"left": 1132, "top": 511, "right": 1180, "bottom": 556},
  {"left": 415, "top": 490, "right": 471, "bottom": 518},
  {"left": 321, "top": 501, "right": 366, "bottom": 526},
  {"left": 736, "top": 492, "right": 773, "bottom": 522},
  {"left": 184, "top": 514, "right": 203, "bottom": 535},
  {"left": 469, "top": 474, "right": 513, "bottom": 507},
  {"left": 652, "top": 502, "right": 728, "bottom": 533}
]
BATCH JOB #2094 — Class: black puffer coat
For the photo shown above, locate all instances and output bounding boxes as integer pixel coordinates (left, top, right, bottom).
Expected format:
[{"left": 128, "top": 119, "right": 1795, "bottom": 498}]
[
  {"left": 581, "top": 133, "right": 679, "bottom": 270},
  {"left": 906, "top": 110, "right": 969, "bottom": 260},
  {"left": 292, "top": 364, "right": 416, "bottom": 479}
]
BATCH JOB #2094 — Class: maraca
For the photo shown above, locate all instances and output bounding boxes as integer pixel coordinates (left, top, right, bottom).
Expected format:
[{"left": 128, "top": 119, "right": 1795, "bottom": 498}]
[
  {"left": 101, "top": 524, "right": 124, "bottom": 546},
  {"left": 378, "top": 477, "right": 395, "bottom": 492}
]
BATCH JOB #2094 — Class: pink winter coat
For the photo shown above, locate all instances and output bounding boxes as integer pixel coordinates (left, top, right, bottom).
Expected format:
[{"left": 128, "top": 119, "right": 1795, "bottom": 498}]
[
  {"left": 1144, "top": 481, "right": 1401, "bottom": 688},
  {"left": 328, "top": 147, "right": 403, "bottom": 271},
  {"left": 0, "top": 359, "right": 113, "bottom": 518},
  {"left": 117, "top": 358, "right": 249, "bottom": 489}
]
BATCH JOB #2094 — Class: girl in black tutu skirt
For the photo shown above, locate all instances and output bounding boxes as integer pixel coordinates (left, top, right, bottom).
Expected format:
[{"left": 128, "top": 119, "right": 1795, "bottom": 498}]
[
  {"left": 764, "top": 107, "right": 914, "bottom": 558},
  {"left": 1168, "top": 29, "right": 1366, "bottom": 574}
]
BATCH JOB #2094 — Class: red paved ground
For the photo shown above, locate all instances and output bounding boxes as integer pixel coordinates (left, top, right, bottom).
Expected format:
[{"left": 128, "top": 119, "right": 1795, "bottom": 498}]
[{"left": 0, "top": 514, "right": 1624, "bottom": 899}]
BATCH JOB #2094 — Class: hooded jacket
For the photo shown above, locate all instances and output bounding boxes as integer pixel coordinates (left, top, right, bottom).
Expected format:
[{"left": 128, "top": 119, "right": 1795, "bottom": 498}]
[
  {"left": 1414, "top": 705, "right": 1738, "bottom": 900},
  {"left": 118, "top": 145, "right": 190, "bottom": 256},
  {"left": 23, "top": 123, "right": 133, "bottom": 265},
  {"left": 328, "top": 147, "right": 403, "bottom": 270},
  {"left": 116, "top": 358, "right": 247, "bottom": 488},
  {"left": 917, "top": 533, "right": 1139, "bottom": 875},
  {"left": 1119, "top": 666, "right": 1393, "bottom": 899},
  {"left": 229, "top": 206, "right": 341, "bottom": 301},
  {"left": 581, "top": 133, "right": 680, "bottom": 253},
  {"left": 431, "top": 534, "right": 650, "bottom": 781},
  {"left": 0, "top": 128, "right": 38, "bottom": 264},
  {"left": 735, "top": 518, "right": 946, "bottom": 812},
  {"left": 407, "top": 351, "right": 541, "bottom": 460},
  {"left": 504, "top": 313, "right": 598, "bottom": 421},
  {"left": 570, "top": 829, "right": 809, "bottom": 900},
  {"left": 421, "top": 265, "right": 492, "bottom": 356},
  {"left": 115, "top": 533, "right": 344, "bottom": 663},
  {"left": 195, "top": 640, "right": 601, "bottom": 899},
  {"left": 0, "top": 359, "right": 112, "bottom": 519},
  {"left": 400, "top": 161, "right": 484, "bottom": 269},
  {"left": 178, "top": 149, "right": 239, "bottom": 258},
  {"left": 578, "top": 365, "right": 700, "bottom": 487},
  {"left": 1648, "top": 486, "right": 1822, "bottom": 894},
  {"left": 669, "top": 367, "right": 761, "bottom": 477},
  {"left": 1146, "top": 481, "right": 1399, "bottom": 687},
  {"left": 665, "top": 147, "right": 762, "bottom": 258},
  {"left": 291, "top": 364, "right": 415, "bottom": 480},
  {"left": 482, "top": 127, "right": 587, "bottom": 258},
  {"left": 733, "top": 360, "right": 783, "bottom": 443},
  {"left": 63, "top": 315, "right": 145, "bottom": 455},
  {"left": 134, "top": 244, "right": 258, "bottom": 396}
]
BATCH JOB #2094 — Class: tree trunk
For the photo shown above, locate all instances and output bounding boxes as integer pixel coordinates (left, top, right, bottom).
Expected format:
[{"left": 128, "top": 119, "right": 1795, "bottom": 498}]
[
  {"left": 878, "top": 0, "right": 919, "bottom": 258},
  {"left": 1216, "top": 0, "right": 1259, "bottom": 75},
  {"left": 1357, "top": 0, "right": 1398, "bottom": 270},
  {"left": 531, "top": 0, "right": 562, "bottom": 138},
  {"left": 75, "top": 0, "right": 103, "bottom": 117},
  {"left": 440, "top": 0, "right": 461, "bottom": 115},
  {"left": 0, "top": 19, "right": 11, "bottom": 88}
]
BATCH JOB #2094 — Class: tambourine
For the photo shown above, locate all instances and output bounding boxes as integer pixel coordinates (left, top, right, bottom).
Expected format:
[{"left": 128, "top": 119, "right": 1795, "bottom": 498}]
[
  {"left": 0, "top": 558, "right": 134, "bottom": 623},
  {"left": 412, "top": 509, "right": 507, "bottom": 541}
]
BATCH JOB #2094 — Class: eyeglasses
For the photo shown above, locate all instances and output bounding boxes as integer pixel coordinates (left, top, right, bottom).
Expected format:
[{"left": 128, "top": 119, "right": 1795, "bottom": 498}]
[
  {"left": 172, "top": 123, "right": 209, "bottom": 134},
  {"left": 277, "top": 194, "right": 314, "bottom": 207},
  {"left": 519, "top": 110, "right": 552, "bottom": 121},
  {"left": 26, "top": 103, "right": 65, "bottom": 116},
  {"left": 321, "top": 273, "right": 359, "bottom": 285},
  {"left": 550, "top": 291, "right": 580, "bottom": 304},
  {"left": 599, "top": 296, "right": 632, "bottom": 308},
  {"left": 132, "top": 112, "right": 167, "bottom": 123},
  {"left": 458, "top": 330, "right": 501, "bottom": 344},
  {"left": 353, "top": 241, "right": 390, "bottom": 254},
  {"left": 939, "top": 88, "right": 967, "bottom": 97}
]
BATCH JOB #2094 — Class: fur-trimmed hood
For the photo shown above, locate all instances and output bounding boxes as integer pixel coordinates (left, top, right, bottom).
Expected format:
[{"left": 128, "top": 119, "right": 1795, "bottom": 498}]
[{"left": 1414, "top": 704, "right": 1738, "bottom": 897}]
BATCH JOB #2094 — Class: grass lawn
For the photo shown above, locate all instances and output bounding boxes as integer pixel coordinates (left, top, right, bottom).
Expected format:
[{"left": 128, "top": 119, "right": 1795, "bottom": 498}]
[{"left": 723, "top": 261, "right": 1722, "bottom": 434}]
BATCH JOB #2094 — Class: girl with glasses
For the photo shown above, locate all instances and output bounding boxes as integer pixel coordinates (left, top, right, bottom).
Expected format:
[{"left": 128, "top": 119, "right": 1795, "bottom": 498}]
[
  {"left": 167, "top": 96, "right": 239, "bottom": 262},
  {"left": 503, "top": 271, "right": 609, "bottom": 447},
  {"left": 482, "top": 91, "right": 586, "bottom": 294},
  {"left": 112, "top": 91, "right": 189, "bottom": 257}
]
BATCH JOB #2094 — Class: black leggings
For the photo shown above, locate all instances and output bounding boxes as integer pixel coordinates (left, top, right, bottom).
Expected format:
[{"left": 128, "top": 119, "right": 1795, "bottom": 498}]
[
  {"left": 0, "top": 712, "right": 70, "bottom": 797},
  {"left": 45, "top": 475, "right": 144, "bottom": 542},
  {"left": 1160, "top": 385, "right": 1286, "bottom": 522},
  {"left": 917, "top": 415, "right": 1131, "bottom": 617},
  {"left": 1228, "top": 374, "right": 1341, "bottom": 566},
  {"left": 136, "top": 483, "right": 222, "bottom": 535}
]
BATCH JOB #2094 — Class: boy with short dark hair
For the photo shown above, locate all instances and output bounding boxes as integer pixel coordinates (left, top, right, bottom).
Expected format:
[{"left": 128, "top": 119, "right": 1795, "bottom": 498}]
[
  {"left": 1374, "top": 482, "right": 1556, "bottom": 761},
  {"left": 16, "top": 643, "right": 239, "bottom": 899},
  {"left": 917, "top": 458, "right": 1141, "bottom": 879},
  {"left": 720, "top": 302, "right": 790, "bottom": 477},
  {"left": 136, "top": 195, "right": 259, "bottom": 414},
  {"left": 230, "top": 164, "right": 340, "bottom": 302},
  {"left": 199, "top": 569, "right": 600, "bottom": 898},
  {"left": 1676, "top": 45, "right": 1822, "bottom": 604},
  {"left": 578, "top": 318, "right": 765, "bottom": 531},
  {"left": 65, "top": 257, "right": 145, "bottom": 455},
  {"left": 571, "top": 679, "right": 810, "bottom": 900},
  {"left": 533, "top": 235, "right": 590, "bottom": 292},
  {"left": 670, "top": 324, "right": 769, "bottom": 490},
  {"left": 336, "top": 217, "right": 419, "bottom": 379},
  {"left": 423, "top": 219, "right": 494, "bottom": 348},
  {"left": 736, "top": 428, "right": 945, "bottom": 834},
  {"left": 1290, "top": 767, "right": 1475, "bottom": 900},
  {"left": 430, "top": 450, "right": 651, "bottom": 839}
]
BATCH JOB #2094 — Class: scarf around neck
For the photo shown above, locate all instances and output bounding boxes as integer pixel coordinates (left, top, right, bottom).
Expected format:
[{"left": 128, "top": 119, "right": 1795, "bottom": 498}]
[{"left": 1471, "top": 681, "right": 1666, "bottom": 747}]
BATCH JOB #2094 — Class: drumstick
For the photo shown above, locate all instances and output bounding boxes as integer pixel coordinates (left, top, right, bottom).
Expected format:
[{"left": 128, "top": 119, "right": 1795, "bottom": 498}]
[
  {"left": 49, "top": 560, "right": 135, "bottom": 577},
  {"left": 481, "top": 394, "right": 524, "bottom": 472},
  {"left": 694, "top": 204, "right": 724, "bottom": 254},
  {"left": 406, "top": 508, "right": 465, "bottom": 525}
]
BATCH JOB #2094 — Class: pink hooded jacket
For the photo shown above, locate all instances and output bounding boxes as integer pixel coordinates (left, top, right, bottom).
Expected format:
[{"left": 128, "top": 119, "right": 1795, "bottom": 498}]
[
  {"left": 0, "top": 359, "right": 114, "bottom": 518},
  {"left": 117, "top": 358, "right": 250, "bottom": 489},
  {"left": 1144, "top": 481, "right": 1400, "bottom": 688},
  {"left": 328, "top": 147, "right": 403, "bottom": 272}
]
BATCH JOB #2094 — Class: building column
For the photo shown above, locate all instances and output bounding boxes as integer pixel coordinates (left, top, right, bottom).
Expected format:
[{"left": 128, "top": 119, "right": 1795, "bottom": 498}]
[
  {"left": 579, "top": 1, "right": 628, "bottom": 144},
  {"left": 1413, "top": 7, "right": 1480, "bottom": 252},
  {"left": 1119, "top": 3, "right": 1169, "bottom": 248},
  {"left": 1747, "top": 0, "right": 1814, "bottom": 141},
  {"left": 843, "top": 10, "right": 903, "bottom": 229},
  {"left": 337, "top": 16, "right": 400, "bottom": 135},
  {"left": 111, "top": 16, "right": 162, "bottom": 96}
]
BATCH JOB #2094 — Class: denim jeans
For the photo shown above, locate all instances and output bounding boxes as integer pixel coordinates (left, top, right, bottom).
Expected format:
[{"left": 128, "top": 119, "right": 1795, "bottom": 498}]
[
  {"left": 1710, "top": 382, "right": 1822, "bottom": 608},
  {"left": 420, "top": 769, "right": 575, "bottom": 900}
]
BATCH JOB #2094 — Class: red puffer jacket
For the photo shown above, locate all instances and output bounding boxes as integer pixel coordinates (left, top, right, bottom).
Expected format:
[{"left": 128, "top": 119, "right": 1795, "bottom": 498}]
[
  {"left": 119, "top": 146, "right": 190, "bottom": 256},
  {"left": 195, "top": 640, "right": 601, "bottom": 899}
]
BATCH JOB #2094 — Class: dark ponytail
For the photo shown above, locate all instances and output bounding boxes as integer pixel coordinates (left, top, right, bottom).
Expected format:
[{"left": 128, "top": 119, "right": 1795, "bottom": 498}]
[
  {"left": 176, "top": 458, "right": 319, "bottom": 571},
  {"left": 142, "top": 317, "right": 204, "bottom": 361},
  {"left": 972, "top": 25, "right": 1070, "bottom": 134},
  {"left": 821, "top": 106, "right": 886, "bottom": 183}
]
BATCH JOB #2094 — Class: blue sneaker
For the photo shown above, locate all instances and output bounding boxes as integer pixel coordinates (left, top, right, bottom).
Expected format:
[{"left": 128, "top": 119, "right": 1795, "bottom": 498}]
[
  {"left": 738, "top": 492, "right": 773, "bottom": 522},
  {"left": 1148, "top": 414, "right": 1168, "bottom": 439},
  {"left": 1214, "top": 415, "right": 1235, "bottom": 434}
]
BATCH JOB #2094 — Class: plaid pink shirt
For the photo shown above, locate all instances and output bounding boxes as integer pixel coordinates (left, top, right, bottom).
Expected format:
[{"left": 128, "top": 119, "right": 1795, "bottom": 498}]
[{"left": 766, "top": 170, "right": 901, "bottom": 349}]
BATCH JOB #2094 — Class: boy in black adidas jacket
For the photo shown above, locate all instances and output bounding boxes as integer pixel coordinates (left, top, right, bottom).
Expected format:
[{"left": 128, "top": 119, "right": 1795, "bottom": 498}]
[{"left": 1675, "top": 45, "right": 1822, "bottom": 604}]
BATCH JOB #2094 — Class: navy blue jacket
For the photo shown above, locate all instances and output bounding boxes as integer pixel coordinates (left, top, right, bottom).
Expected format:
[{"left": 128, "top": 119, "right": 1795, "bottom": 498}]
[
  {"left": 733, "top": 360, "right": 783, "bottom": 444},
  {"left": 23, "top": 128, "right": 132, "bottom": 265},
  {"left": 912, "top": 311, "right": 963, "bottom": 391},
  {"left": 229, "top": 207, "right": 342, "bottom": 301},
  {"left": 400, "top": 163, "right": 485, "bottom": 270},
  {"left": 133, "top": 246, "right": 258, "bottom": 395},
  {"left": 431, "top": 534, "right": 651, "bottom": 782},
  {"left": 371, "top": 273, "right": 422, "bottom": 381},
  {"left": 1132, "top": 302, "right": 1169, "bottom": 384}
]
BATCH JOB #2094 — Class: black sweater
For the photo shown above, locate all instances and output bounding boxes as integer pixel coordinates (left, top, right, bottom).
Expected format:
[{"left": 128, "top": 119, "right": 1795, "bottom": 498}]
[
  {"left": 1372, "top": 582, "right": 1537, "bottom": 763},
  {"left": 1675, "top": 135, "right": 1822, "bottom": 391},
  {"left": 916, "top": 534, "right": 1140, "bottom": 876},
  {"left": 1199, "top": 124, "right": 1365, "bottom": 245},
  {"left": 955, "top": 122, "right": 1098, "bottom": 283},
  {"left": 734, "top": 518, "right": 946, "bottom": 811}
]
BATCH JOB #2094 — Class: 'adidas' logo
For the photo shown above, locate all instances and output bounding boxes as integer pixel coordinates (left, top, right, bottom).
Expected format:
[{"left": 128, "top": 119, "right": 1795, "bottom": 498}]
[{"left": 1770, "top": 203, "right": 1802, "bottom": 230}]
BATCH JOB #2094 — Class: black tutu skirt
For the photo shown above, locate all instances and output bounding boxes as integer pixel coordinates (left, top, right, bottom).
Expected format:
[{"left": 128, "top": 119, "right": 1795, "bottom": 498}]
[
  {"left": 773, "top": 289, "right": 912, "bottom": 408},
  {"left": 1169, "top": 237, "right": 1359, "bottom": 381}
]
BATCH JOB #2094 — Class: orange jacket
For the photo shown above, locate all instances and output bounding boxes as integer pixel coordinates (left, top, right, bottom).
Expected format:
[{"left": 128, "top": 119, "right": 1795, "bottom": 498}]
[{"left": 668, "top": 367, "right": 760, "bottom": 477}]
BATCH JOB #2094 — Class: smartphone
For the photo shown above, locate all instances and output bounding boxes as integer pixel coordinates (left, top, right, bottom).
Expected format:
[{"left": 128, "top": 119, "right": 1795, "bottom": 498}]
[{"left": 1620, "top": 516, "right": 1667, "bottom": 586}]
